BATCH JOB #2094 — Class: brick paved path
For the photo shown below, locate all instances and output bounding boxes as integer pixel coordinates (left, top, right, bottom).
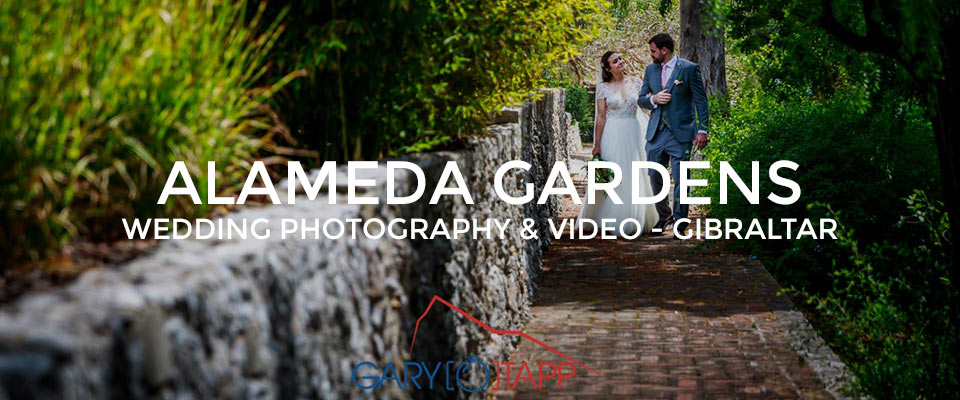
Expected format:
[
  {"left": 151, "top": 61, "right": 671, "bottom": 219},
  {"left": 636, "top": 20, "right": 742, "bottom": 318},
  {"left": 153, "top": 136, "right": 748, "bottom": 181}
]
[{"left": 493, "top": 148, "right": 837, "bottom": 399}]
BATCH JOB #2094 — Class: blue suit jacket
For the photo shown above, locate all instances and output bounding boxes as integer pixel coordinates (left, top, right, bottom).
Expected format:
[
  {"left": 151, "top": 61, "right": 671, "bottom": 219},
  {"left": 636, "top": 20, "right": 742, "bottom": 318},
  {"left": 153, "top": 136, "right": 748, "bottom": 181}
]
[{"left": 637, "top": 57, "right": 709, "bottom": 144}]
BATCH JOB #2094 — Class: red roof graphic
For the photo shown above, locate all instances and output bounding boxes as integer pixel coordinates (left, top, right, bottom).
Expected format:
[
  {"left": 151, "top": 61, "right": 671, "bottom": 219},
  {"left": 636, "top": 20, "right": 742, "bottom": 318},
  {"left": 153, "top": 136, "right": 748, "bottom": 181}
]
[{"left": 409, "top": 295, "right": 602, "bottom": 376}]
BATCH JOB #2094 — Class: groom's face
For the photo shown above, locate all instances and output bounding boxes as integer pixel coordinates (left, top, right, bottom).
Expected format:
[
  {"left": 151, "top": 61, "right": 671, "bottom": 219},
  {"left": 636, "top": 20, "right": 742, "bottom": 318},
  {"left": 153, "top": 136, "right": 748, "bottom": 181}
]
[{"left": 649, "top": 43, "right": 667, "bottom": 64}]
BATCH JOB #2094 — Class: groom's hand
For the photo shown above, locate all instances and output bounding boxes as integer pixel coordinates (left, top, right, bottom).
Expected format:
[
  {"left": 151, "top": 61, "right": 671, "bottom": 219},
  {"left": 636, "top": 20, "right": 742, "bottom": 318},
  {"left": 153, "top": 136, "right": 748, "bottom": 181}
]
[
  {"left": 652, "top": 89, "right": 671, "bottom": 105},
  {"left": 694, "top": 133, "right": 709, "bottom": 150}
]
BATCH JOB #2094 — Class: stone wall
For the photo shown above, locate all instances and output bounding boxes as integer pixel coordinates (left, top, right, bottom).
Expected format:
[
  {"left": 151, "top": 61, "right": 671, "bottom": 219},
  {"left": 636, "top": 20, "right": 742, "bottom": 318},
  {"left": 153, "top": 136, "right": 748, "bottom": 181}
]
[{"left": 0, "top": 90, "right": 577, "bottom": 399}]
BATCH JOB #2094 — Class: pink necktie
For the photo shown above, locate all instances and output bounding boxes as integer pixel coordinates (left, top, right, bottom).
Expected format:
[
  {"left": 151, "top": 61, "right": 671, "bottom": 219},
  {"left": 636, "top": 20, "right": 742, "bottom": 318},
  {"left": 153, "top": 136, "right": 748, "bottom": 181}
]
[{"left": 661, "top": 63, "right": 668, "bottom": 88}]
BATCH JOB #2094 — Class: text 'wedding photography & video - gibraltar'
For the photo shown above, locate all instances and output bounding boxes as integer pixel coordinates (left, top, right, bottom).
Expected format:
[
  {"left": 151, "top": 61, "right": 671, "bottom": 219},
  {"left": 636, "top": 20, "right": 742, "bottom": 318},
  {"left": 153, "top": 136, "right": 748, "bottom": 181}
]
[{"left": 2, "top": 0, "right": 958, "bottom": 399}]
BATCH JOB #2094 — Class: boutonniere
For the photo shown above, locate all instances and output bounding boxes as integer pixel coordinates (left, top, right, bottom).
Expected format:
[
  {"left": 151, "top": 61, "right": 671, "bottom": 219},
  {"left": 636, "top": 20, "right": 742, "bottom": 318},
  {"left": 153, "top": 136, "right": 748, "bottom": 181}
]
[{"left": 674, "top": 76, "right": 684, "bottom": 86}]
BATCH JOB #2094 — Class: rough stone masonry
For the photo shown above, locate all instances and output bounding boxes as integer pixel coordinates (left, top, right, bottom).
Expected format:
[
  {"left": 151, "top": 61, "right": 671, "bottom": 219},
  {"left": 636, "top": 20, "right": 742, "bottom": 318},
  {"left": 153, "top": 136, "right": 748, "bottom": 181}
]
[{"left": 0, "top": 89, "right": 581, "bottom": 400}]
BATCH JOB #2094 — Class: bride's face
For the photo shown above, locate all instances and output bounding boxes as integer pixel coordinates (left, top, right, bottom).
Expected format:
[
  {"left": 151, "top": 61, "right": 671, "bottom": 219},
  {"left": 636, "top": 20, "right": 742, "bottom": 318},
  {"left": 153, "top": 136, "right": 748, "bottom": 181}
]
[{"left": 607, "top": 53, "right": 626, "bottom": 74}]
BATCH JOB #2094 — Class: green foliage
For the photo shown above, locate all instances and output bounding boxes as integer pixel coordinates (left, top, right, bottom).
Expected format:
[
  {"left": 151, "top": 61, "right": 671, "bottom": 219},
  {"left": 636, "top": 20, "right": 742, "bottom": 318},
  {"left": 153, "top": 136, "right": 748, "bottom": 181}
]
[
  {"left": 0, "top": 0, "right": 291, "bottom": 264},
  {"left": 804, "top": 193, "right": 957, "bottom": 397},
  {"left": 586, "top": 155, "right": 615, "bottom": 184},
  {"left": 723, "top": 0, "right": 931, "bottom": 100},
  {"left": 657, "top": 0, "right": 673, "bottom": 17},
  {"left": 261, "top": 0, "right": 604, "bottom": 162},
  {"left": 717, "top": 0, "right": 960, "bottom": 395},
  {"left": 696, "top": 86, "right": 954, "bottom": 396},
  {"left": 564, "top": 84, "right": 595, "bottom": 143},
  {"left": 698, "top": 88, "right": 938, "bottom": 286}
]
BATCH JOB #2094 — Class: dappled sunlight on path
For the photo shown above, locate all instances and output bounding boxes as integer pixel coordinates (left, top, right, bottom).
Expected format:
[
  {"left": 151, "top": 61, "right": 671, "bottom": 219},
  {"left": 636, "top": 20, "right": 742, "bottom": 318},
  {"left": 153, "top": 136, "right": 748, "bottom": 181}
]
[{"left": 494, "top": 145, "right": 838, "bottom": 399}]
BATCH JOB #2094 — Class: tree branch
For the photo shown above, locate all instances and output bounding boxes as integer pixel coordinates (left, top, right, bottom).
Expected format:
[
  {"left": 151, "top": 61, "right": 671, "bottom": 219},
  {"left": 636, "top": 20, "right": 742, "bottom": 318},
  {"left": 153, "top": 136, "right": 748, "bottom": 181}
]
[{"left": 818, "top": 0, "right": 905, "bottom": 65}]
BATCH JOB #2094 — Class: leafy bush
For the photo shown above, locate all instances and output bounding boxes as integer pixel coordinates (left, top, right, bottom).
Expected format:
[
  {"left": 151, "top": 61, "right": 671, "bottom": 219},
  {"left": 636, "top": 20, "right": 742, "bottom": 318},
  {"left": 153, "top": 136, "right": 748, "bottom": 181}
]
[
  {"left": 259, "top": 0, "right": 604, "bottom": 161},
  {"left": 696, "top": 87, "right": 956, "bottom": 397},
  {"left": 564, "top": 84, "right": 595, "bottom": 143},
  {"left": 696, "top": 88, "right": 939, "bottom": 289},
  {"left": 0, "top": 1, "right": 292, "bottom": 265},
  {"left": 805, "top": 192, "right": 957, "bottom": 397}
]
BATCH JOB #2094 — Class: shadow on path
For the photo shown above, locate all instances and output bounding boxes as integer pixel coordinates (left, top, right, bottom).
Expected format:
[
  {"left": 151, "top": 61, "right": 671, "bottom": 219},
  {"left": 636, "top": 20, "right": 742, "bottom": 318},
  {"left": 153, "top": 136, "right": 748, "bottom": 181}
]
[{"left": 494, "top": 146, "right": 835, "bottom": 399}]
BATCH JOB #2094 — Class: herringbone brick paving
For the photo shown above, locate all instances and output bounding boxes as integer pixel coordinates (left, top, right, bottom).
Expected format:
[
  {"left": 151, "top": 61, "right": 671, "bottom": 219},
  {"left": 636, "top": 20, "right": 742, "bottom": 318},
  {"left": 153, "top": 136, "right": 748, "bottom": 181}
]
[{"left": 493, "top": 147, "right": 833, "bottom": 399}]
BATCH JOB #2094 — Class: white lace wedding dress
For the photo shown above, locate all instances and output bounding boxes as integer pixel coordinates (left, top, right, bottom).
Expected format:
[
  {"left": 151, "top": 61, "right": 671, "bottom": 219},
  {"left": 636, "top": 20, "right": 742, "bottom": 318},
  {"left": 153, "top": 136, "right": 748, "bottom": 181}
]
[{"left": 577, "top": 76, "right": 659, "bottom": 236}]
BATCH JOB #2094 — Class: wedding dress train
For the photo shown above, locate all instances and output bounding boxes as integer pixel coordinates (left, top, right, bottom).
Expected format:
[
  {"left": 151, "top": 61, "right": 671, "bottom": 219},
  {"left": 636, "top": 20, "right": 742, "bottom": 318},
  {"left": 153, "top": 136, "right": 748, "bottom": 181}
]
[{"left": 577, "top": 76, "right": 659, "bottom": 237}]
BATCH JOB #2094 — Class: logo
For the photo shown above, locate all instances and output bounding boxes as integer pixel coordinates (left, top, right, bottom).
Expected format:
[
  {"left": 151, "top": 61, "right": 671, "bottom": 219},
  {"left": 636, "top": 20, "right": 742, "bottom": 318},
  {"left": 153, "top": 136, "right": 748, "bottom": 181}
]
[{"left": 352, "top": 295, "right": 601, "bottom": 393}]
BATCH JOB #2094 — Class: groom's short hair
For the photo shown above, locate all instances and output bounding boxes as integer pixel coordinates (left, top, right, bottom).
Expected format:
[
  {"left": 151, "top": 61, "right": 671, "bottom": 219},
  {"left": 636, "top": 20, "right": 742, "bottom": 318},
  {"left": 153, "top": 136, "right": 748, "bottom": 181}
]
[{"left": 649, "top": 33, "right": 675, "bottom": 53}]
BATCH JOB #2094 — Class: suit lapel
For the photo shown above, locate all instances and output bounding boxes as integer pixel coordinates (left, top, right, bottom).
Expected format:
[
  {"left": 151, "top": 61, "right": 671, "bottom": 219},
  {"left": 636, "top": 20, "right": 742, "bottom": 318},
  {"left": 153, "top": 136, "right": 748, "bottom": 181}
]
[
  {"left": 665, "top": 58, "right": 683, "bottom": 92},
  {"left": 653, "top": 63, "right": 663, "bottom": 92}
]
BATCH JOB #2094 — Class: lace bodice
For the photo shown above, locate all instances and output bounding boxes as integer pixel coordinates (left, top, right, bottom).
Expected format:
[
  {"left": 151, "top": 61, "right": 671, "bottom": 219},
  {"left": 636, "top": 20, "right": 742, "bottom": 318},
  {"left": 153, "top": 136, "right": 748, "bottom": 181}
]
[{"left": 597, "top": 77, "right": 642, "bottom": 119}]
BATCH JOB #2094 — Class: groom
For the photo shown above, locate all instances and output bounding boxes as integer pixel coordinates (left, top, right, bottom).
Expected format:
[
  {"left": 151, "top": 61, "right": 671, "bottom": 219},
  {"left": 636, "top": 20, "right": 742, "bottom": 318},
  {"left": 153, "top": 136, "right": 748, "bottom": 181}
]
[{"left": 638, "top": 33, "right": 709, "bottom": 236}]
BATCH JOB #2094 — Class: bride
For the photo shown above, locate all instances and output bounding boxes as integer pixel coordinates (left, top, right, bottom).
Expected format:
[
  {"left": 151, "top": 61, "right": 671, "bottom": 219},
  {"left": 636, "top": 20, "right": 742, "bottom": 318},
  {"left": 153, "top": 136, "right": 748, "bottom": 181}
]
[{"left": 577, "top": 51, "right": 659, "bottom": 237}]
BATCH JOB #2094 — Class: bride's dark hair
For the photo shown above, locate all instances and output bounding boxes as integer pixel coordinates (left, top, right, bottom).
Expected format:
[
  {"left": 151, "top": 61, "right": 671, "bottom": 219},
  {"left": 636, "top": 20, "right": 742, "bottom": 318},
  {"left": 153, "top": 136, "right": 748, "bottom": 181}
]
[{"left": 600, "top": 51, "right": 615, "bottom": 82}]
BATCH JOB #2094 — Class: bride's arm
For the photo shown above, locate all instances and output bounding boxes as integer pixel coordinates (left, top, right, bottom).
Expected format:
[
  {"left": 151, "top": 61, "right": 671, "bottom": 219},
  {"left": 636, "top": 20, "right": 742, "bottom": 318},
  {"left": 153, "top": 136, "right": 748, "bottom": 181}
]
[{"left": 593, "top": 98, "right": 606, "bottom": 157}]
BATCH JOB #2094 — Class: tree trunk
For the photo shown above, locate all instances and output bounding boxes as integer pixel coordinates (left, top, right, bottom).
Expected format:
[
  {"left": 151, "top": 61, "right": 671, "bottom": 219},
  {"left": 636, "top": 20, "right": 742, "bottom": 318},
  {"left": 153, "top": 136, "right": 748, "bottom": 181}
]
[
  {"left": 934, "top": 19, "right": 960, "bottom": 327},
  {"left": 678, "top": 0, "right": 727, "bottom": 96}
]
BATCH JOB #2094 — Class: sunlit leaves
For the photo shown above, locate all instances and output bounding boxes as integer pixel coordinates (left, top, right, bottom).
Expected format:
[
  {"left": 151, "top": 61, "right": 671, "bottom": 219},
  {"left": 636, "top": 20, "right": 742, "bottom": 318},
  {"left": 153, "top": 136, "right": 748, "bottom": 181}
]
[{"left": 265, "top": 0, "right": 604, "bottom": 161}]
